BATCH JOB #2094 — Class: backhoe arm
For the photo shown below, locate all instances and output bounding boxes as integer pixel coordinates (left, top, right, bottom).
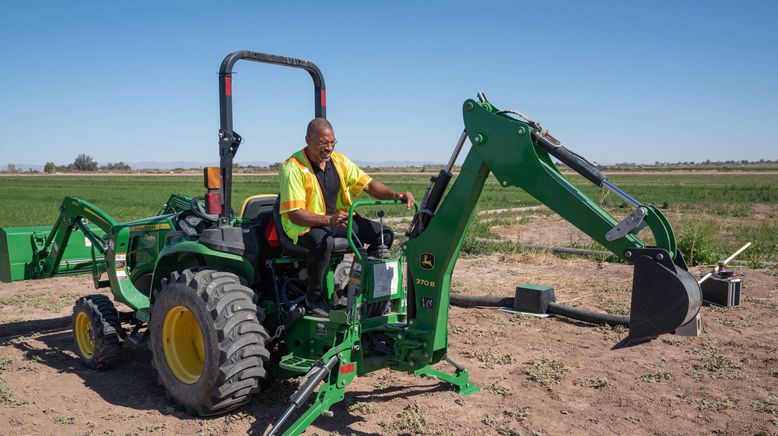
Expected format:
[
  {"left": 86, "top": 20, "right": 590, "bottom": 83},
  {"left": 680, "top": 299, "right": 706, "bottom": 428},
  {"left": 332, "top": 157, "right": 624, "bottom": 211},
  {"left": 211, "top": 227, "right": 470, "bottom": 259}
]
[
  {"left": 401, "top": 98, "right": 702, "bottom": 365},
  {"left": 461, "top": 99, "right": 677, "bottom": 258}
]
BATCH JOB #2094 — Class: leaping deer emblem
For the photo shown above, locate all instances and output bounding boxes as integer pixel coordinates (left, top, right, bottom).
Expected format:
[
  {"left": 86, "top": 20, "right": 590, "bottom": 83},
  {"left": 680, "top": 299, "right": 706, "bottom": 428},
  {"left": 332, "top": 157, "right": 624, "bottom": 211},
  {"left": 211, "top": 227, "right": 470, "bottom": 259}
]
[{"left": 420, "top": 253, "right": 435, "bottom": 270}]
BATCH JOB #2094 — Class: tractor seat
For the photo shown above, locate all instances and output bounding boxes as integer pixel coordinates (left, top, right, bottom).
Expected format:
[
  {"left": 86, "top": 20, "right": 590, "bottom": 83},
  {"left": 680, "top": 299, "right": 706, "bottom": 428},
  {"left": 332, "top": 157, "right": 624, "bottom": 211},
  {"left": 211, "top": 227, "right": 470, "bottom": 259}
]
[
  {"left": 272, "top": 197, "right": 351, "bottom": 257},
  {"left": 241, "top": 194, "right": 277, "bottom": 221}
]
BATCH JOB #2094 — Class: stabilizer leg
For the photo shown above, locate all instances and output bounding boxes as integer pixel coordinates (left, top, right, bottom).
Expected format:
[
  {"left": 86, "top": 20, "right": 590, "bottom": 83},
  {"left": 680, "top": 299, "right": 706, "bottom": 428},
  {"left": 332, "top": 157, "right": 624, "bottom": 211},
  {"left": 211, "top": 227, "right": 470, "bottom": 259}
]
[{"left": 414, "top": 356, "right": 479, "bottom": 396}]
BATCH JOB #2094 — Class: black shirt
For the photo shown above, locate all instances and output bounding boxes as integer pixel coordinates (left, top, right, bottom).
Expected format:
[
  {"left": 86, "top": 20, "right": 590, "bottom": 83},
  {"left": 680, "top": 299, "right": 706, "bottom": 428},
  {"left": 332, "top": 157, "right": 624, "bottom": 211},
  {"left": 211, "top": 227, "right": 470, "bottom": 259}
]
[{"left": 311, "top": 158, "right": 340, "bottom": 215}]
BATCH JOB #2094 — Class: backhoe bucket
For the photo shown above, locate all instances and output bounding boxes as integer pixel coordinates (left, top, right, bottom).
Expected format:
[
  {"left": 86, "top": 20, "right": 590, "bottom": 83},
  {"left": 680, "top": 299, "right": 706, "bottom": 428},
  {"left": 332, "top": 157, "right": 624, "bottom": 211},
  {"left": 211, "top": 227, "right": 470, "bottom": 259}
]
[
  {"left": 625, "top": 248, "right": 702, "bottom": 344},
  {"left": 0, "top": 225, "right": 106, "bottom": 282}
]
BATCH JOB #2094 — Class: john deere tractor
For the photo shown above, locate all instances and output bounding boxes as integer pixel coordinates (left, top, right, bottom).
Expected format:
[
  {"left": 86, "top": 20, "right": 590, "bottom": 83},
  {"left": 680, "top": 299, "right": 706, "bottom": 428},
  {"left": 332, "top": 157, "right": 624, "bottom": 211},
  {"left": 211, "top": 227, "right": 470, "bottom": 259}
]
[{"left": 0, "top": 51, "right": 702, "bottom": 435}]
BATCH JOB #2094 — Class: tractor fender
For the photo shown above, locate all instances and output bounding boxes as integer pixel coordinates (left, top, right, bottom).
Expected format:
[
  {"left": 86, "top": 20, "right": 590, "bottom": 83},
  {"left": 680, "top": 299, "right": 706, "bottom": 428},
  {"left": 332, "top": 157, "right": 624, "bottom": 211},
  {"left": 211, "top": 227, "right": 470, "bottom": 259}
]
[{"left": 150, "top": 240, "right": 255, "bottom": 303}]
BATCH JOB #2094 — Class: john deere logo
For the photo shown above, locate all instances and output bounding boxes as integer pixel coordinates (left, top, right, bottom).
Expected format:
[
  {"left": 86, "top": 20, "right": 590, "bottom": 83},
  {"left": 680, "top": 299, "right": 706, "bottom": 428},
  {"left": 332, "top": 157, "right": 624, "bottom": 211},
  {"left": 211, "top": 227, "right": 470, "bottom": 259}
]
[{"left": 420, "top": 253, "right": 435, "bottom": 270}]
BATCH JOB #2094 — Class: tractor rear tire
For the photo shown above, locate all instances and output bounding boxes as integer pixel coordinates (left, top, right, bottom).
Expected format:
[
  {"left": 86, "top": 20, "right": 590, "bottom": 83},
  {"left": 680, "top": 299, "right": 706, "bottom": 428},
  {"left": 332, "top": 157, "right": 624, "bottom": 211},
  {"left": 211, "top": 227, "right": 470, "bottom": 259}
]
[
  {"left": 72, "top": 294, "right": 124, "bottom": 369},
  {"left": 149, "top": 268, "right": 270, "bottom": 416}
]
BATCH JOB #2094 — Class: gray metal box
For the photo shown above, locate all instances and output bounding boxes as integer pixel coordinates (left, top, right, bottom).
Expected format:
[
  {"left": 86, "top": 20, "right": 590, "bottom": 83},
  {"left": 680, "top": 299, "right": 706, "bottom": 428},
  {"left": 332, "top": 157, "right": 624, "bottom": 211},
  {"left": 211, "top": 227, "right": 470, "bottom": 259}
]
[
  {"left": 514, "top": 284, "right": 556, "bottom": 314},
  {"left": 701, "top": 275, "right": 741, "bottom": 307}
]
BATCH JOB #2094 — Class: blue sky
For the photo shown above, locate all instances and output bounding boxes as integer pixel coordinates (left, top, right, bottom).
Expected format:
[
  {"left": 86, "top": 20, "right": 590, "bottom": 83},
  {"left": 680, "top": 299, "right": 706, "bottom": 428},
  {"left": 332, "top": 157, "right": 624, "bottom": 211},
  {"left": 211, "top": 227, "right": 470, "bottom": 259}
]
[{"left": 1, "top": 1, "right": 776, "bottom": 167}]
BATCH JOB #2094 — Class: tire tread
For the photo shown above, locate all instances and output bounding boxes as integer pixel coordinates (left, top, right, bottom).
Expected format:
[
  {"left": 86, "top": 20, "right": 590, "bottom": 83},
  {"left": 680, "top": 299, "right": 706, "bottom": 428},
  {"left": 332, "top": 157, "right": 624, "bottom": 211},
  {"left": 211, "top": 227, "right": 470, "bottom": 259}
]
[
  {"left": 72, "top": 294, "right": 123, "bottom": 369},
  {"left": 150, "top": 268, "right": 269, "bottom": 416}
]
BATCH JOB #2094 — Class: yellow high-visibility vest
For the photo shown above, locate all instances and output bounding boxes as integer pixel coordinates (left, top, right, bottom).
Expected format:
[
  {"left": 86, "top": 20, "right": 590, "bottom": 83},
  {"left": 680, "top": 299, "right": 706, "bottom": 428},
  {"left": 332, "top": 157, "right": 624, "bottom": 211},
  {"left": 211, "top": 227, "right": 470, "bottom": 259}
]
[{"left": 278, "top": 149, "right": 372, "bottom": 243}]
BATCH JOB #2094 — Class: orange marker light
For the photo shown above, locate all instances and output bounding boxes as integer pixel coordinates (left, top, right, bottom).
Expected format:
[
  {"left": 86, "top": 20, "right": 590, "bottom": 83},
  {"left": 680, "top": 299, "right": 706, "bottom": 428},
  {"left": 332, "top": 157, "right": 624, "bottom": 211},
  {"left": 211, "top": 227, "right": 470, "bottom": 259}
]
[{"left": 204, "top": 167, "right": 222, "bottom": 189}]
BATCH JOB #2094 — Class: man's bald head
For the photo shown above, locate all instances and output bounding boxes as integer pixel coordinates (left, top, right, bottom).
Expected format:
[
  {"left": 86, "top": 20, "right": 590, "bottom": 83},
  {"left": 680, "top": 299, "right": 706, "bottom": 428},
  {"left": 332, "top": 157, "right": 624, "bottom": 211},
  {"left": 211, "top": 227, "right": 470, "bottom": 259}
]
[
  {"left": 306, "top": 118, "right": 333, "bottom": 137},
  {"left": 304, "top": 118, "right": 336, "bottom": 165}
]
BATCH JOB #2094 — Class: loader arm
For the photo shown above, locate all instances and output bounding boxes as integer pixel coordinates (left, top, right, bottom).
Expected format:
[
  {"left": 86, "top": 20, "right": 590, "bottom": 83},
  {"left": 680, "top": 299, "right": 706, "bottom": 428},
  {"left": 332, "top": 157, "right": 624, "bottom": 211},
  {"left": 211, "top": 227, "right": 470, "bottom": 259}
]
[
  {"left": 32, "top": 196, "right": 116, "bottom": 279},
  {"left": 400, "top": 99, "right": 702, "bottom": 365}
]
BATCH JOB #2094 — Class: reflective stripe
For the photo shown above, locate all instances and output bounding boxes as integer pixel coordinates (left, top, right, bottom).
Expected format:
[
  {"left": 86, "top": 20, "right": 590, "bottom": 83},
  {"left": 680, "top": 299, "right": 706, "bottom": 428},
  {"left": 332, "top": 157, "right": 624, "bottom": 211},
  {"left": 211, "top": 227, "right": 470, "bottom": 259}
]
[
  {"left": 280, "top": 200, "right": 306, "bottom": 212},
  {"left": 351, "top": 173, "right": 371, "bottom": 196},
  {"left": 298, "top": 152, "right": 325, "bottom": 212},
  {"left": 288, "top": 156, "right": 317, "bottom": 211}
]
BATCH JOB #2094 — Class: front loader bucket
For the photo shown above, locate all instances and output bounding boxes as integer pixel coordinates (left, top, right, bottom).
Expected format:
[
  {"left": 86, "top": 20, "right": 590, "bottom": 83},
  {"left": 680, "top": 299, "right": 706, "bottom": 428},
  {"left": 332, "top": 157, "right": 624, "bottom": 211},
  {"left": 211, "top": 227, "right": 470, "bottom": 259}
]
[
  {"left": 625, "top": 248, "right": 702, "bottom": 344},
  {"left": 0, "top": 225, "right": 106, "bottom": 282}
]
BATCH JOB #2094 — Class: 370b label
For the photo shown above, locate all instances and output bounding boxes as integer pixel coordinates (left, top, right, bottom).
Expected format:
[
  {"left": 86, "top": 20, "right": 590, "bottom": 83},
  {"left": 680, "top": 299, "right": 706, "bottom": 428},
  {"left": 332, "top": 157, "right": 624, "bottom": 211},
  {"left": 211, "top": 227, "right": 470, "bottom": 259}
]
[{"left": 415, "top": 278, "right": 436, "bottom": 288}]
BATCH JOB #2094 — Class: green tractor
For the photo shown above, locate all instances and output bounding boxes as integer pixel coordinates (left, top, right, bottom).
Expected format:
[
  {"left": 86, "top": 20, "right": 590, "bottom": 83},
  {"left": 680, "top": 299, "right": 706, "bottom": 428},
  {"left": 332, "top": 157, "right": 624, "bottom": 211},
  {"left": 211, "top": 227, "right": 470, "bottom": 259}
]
[{"left": 0, "top": 51, "right": 703, "bottom": 435}]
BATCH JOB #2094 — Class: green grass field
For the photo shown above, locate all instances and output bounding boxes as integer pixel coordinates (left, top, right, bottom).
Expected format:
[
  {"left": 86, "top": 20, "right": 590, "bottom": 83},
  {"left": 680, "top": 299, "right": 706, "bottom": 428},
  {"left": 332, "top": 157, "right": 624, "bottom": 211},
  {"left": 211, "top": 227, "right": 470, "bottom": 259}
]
[{"left": 1, "top": 172, "right": 776, "bottom": 263}]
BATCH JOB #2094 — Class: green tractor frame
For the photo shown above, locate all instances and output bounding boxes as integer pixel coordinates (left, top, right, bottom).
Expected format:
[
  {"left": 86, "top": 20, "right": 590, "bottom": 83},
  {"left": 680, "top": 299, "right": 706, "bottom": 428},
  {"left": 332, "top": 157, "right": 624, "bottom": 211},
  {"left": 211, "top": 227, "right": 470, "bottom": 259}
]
[{"left": 0, "top": 50, "right": 702, "bottom": 435}]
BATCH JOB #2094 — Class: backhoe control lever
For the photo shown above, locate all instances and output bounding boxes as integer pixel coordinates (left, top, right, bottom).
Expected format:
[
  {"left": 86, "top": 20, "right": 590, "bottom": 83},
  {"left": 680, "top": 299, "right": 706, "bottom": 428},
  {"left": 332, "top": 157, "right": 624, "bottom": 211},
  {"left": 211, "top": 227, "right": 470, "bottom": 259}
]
[
  {"left": 372, "top": 211, "right": 391, "bottom": 259},
  {"left": 606, "top": 206, "right": 647, "bottom": 241},
  {"left": 531, "top": 130, "right": 607, "bottom": 187}
]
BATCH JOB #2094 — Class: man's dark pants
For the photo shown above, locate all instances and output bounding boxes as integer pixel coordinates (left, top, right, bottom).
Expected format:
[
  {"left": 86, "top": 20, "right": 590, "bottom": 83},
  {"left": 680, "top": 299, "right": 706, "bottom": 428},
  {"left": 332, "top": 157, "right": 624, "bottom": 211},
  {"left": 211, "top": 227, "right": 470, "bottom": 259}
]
[{"left": 297, "top": 216, "right": 393, "bottom": 302}]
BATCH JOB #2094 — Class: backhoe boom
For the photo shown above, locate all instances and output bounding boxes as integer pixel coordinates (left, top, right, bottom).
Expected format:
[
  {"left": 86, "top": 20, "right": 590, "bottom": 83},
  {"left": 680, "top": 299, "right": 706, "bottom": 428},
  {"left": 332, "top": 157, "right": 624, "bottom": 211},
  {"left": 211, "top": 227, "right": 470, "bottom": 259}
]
[{"left": 402, "top": 98, "right": 702, "bottom": 361}]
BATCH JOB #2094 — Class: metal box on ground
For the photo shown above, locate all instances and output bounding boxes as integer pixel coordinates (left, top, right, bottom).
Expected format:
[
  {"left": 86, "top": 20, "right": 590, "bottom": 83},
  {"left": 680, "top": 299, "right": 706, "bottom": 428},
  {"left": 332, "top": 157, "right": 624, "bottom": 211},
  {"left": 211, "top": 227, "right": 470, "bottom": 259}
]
[
  {"left": 701, "top": 271, "right": 742, "bottom": 307},
  {"left": 514, "top": 284, "right": 556, "bottom": 314}
]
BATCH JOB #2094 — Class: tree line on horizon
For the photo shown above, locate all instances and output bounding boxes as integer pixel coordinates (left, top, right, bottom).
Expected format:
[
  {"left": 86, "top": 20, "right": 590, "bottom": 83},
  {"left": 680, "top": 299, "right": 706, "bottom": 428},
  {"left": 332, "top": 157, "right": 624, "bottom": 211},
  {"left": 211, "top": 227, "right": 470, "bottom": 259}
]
[
  {"left": 2, "top": 155, "right": 777, "bottom": 174},
  {"left": 3, "top": 154, "right": 132, "bottom": 174}
]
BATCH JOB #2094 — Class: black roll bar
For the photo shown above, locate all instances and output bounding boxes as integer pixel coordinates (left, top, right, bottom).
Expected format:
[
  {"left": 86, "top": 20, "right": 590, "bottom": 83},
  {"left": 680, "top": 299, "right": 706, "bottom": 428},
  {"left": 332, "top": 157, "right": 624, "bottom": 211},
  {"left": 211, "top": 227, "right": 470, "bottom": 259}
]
[{"left": 216, "top": 50, "right": 327, "bottom": 224}]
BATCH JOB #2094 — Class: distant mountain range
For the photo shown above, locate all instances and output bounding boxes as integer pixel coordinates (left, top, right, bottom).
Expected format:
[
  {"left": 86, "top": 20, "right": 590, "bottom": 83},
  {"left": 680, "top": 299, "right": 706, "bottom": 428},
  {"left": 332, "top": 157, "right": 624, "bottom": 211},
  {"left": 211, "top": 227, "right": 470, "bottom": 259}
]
[{"left": 3, "top": 160, "right": 445, "bottom": 171}]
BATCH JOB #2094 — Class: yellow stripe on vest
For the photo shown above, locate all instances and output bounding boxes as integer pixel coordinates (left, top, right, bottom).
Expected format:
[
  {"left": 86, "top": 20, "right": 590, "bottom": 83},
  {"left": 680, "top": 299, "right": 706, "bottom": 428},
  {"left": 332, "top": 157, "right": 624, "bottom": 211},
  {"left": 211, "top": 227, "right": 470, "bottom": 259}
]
[
  {"left": 351, "top": 173, "right": 371, "bottom": 196},
  {"left": 289, "top": 156, "right": 316, "bottom": 210},
  {"left": 280, "top": 200, "right": 306, "bottom": 212}
]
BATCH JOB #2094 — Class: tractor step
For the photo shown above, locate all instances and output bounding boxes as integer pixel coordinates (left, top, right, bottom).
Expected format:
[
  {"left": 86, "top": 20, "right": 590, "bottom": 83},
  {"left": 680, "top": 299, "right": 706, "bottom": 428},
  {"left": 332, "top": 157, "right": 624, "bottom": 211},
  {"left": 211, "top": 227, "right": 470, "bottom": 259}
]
[{"left": 279, "top": 355, "right": 318, "bottom": 374}]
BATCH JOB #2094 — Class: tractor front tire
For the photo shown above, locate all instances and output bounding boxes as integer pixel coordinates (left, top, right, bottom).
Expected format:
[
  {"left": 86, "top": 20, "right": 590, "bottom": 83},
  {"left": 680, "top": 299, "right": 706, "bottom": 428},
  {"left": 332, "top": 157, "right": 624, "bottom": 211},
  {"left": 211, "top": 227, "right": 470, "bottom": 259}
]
[
  {"left": 72, "top": 294, "right": 124, "bottom": 369},
  {"left": 149, "top": 269, "right": 270, "bottom": 416}
]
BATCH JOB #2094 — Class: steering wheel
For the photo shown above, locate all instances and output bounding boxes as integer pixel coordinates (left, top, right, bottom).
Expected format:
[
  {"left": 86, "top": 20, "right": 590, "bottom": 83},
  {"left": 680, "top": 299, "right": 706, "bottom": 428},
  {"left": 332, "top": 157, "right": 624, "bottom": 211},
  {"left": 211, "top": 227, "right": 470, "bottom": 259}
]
[{"left": 190, "top": 196, "right": 220, "bottom": 222}]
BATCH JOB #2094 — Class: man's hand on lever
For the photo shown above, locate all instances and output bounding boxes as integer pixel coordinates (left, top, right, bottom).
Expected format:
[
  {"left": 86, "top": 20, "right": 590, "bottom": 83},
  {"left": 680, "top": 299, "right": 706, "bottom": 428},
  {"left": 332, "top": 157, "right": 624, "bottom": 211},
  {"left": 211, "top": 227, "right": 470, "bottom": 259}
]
[
  {"left": 364, "top": 180, "right": 415, "bottom": 210},
  {"left": 287, "top": 209, "right": 348, "bottom": 228},
  {"left": 393, "top": 191, "right": 415, "bottom": 210},
  {"left": 328, "top": 211, "right": 349, "bottom": 228}
]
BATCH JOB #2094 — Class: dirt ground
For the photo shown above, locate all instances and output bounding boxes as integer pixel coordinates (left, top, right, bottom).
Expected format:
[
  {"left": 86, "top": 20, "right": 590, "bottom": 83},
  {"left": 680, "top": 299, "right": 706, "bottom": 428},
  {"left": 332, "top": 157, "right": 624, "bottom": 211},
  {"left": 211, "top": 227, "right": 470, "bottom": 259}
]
[{"left": 1, "top": 247, "right": 777, "bottom": 434}]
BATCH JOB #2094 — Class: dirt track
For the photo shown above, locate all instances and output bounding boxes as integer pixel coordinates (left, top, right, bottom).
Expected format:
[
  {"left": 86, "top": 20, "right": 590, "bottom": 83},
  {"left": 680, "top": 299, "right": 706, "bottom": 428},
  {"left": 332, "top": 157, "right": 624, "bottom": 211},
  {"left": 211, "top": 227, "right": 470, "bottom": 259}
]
[{"left": 1, "top": 251, "right": 776, "bottom": 435}]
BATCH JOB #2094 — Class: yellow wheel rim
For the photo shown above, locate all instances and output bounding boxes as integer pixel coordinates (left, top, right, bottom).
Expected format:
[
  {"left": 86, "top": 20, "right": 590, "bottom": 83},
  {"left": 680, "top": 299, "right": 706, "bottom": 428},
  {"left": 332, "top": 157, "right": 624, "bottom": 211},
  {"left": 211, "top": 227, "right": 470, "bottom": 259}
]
[
  {"left": 162, "top": 306, "right": 206, "bottom": 384},
  {"left": 74, "top": 311, "right": 95, "bottom": 359}
]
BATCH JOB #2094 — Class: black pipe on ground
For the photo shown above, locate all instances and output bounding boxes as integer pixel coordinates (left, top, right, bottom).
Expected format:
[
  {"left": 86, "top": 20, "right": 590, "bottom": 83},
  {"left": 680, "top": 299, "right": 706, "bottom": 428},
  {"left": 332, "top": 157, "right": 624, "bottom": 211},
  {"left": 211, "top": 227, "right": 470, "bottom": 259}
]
[
  {"left": 449, "top": 294, "right": 629, "bottom": 327},
  {"left": 446, "top": 294, "right": 513, "bottom": 308},
  {"left": 547, "top": 302, "right": 629, "bottom": 326}
]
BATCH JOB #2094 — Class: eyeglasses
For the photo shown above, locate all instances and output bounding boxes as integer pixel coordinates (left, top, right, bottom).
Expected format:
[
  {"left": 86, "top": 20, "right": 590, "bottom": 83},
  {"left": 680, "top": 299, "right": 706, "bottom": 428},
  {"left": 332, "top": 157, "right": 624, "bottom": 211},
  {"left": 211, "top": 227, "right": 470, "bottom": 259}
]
[{"left": 315, "top": 139, "right": 337, "bottom": 147}]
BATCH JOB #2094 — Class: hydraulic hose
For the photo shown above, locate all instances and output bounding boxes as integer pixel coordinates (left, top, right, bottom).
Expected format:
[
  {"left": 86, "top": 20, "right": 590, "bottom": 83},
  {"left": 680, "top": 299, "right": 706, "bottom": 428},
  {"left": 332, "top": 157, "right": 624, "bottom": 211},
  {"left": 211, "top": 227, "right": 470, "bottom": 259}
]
[
  {"left": 448, "top": 294, "right": 513, "bottom": 308},
  {"left": 547, "top": 302, "right": 629, "bottom": 326},
  {"left": 449, "top": 294, "right": 629, "bottom": 327}
]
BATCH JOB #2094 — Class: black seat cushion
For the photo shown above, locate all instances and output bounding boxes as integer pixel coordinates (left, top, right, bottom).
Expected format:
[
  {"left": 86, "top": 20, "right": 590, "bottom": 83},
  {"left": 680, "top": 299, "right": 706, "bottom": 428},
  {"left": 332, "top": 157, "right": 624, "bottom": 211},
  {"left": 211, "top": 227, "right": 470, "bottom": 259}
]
[
  {"left": 242, "top": 195, "right": 277, "bottom": 221},
  {"left": 272, "top": 197, "right": 351, "bottom": 257}
]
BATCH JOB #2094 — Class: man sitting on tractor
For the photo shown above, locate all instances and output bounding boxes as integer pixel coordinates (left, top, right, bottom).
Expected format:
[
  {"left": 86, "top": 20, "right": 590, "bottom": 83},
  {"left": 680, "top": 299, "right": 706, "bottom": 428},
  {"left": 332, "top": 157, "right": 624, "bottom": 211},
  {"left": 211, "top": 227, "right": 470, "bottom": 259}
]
[{"left": 279, "top": 118, "right": 415, "bottom": 317}]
